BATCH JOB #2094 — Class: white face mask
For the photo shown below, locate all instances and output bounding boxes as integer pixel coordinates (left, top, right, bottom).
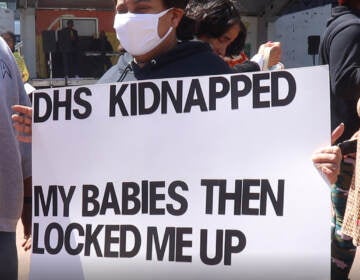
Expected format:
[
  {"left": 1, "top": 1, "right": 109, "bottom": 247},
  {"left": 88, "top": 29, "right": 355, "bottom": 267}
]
[{"left": 113, "top": 9, "right": 173, "bottom": 56}]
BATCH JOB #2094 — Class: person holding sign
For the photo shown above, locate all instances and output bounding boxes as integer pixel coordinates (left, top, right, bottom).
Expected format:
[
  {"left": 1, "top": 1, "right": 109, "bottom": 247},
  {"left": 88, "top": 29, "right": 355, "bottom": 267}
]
[
  {"left": 99, "top": 0, "right": 284, "bottom": 84},
  {"left": 319, "top": 0, "right": 360, "bottom": 278},
  {"left": 313, "top": 106, "right": 360, "bottom": 280},
  {"left": 13, "top": 0, "right": 233, "bottom": 136},
  {"left": 319, "top": 0, "right": 360, "bottom": 144},
  {"left": 0, "top": 36, "right": 32, "bottom": 280},
  {"left": 98, "top": 0, "right": 233, "bottom": 83},
  {"left": 12, "top": 0, "right": 283, "bottom": 138}
]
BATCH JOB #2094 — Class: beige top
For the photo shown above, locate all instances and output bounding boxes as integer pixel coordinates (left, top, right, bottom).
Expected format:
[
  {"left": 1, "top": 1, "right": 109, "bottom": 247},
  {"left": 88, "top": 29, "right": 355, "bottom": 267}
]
[{"left": 342, "top": 136, "right": 360, "bottom": 245}]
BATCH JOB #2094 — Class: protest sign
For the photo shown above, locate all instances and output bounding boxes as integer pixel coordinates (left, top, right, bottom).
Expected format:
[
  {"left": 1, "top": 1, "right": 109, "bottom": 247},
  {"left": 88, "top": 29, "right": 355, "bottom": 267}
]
[{"left": 30, "top": 66, "right": 331, "bottom": 280}]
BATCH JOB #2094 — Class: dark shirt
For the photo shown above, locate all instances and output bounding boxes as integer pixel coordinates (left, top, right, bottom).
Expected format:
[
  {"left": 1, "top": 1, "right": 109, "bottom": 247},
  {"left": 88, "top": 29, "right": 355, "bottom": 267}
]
[
  {"left": 319, "top": 6, "right": 360, "bottom": 142},
  {"left": 98, "top": 41, "right": 233, "bottom": 83},
  {"left": 58, "top": 27, "right": 79, "bottom": 53}
]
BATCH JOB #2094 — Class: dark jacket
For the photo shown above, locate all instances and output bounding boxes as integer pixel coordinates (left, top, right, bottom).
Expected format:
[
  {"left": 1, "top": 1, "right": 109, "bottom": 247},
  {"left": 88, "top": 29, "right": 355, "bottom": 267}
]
[
  {"left": 90, "top": 38, "right": 113, "bottom": 53},
  {"left": 233, "top": 61, "right": 260, "bottom": 73},
  {"left": 319, "top": 5, "right": 360, "bottom": 142},
  {"left": 58, "top": 27, "right": 79, "bottom": 53},
  {"left": 97, "top": 41, "right": 233, "bottom": 84}
]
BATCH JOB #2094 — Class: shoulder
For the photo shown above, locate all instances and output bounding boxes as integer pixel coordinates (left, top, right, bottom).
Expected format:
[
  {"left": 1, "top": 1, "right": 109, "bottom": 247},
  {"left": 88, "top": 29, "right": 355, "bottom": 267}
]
[
  {"left": 176, "top": 40, "right": 212, "bottom": 52},
  {"left": 331, "top": 18, "right": 360, "bottom": 44},
  {"left": 97, "top": 52, "right": 134, "bottom": 84},
  {"left": 170, "top": 41, "right": 233, "bottom": 75},
  {"left": 330, "top": 13, "right": 360, "bottom": 32},
  {"left": 173, "top": 41, "right": 216, "bottom": 62},
  {"left": 322, "top": 14, "right": 360, "bottom": 48},
  {"left": 340, "top": 21, "right": 360, "bottom": 35},
  {"left": 0, "top": 40, "right": 28, "bottom": 102},
  {"left": 0, "top": 39, "right": 18, "bottom": 71},
  {"left": 183, "top": 41, "right": 231, "bottom": 68}
]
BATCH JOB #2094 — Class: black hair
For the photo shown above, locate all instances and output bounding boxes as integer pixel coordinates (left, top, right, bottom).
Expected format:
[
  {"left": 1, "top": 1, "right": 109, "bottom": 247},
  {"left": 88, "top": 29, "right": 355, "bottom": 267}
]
[
  {"left": 177, "top": 16, "right": 196, "bottom": 41},
  {"left": 4, "top": 31, "right": 16, "bottom": 42},
  {"left": 1, "top": 31, "right": 16, "bottom": 51},
  {"left": 113, "top": 0, "right": 189, "bottom": 10},
  {"left": 163, "top": 0, "right": 189, "bottom": 9},
  {"left": 185, "top": 0, "right": 247, "bottom": 55},
  {"left": 225, "top": 19, "right": 247, "bottom": 56},
  {"left": 164, "top": 0, "right": 194, "bottom": 41},
  {"left": 186, "top": 0, "right": 241, "bottom": 39}
]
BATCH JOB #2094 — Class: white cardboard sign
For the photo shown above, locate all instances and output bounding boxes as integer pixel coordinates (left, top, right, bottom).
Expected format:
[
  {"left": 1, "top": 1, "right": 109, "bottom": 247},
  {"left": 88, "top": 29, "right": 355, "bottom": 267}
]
[{"left": 30, "top": 66, "right": 331, "bottom": 280}]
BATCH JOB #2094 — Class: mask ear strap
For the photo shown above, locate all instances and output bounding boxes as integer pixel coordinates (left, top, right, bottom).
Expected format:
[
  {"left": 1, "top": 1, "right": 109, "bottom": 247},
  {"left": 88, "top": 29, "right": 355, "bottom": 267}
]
[
  {"left": 156, "top": 8, "right": 174, "bottom": 40},
  {"left": 158, "top": 26, "right": 173, "bottom": 41},
  {"left": 157, "top": 8, "right": 173, "bottom": 17}
]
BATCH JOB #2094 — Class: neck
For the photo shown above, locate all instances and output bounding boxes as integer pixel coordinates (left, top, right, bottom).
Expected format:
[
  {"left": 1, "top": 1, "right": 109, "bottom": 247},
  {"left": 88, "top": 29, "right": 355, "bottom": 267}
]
[{"left": 133, "top": 58, "right": 147, "bottom": 68}]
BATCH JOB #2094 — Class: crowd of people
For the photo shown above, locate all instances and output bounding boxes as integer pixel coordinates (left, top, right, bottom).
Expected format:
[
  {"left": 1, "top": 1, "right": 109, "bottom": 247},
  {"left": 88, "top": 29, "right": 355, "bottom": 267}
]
[{"left": 3, "top": 0, "right": 360, "bottom": 279}]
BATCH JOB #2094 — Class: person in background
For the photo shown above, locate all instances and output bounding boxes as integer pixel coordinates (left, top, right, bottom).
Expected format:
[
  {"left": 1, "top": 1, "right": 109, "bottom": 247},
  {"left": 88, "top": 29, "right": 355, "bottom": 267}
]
[
  {"left": 185, "top": 0, "right": 283, "bottom": 72},
  {"left": 318, "top": 0, "right": 360, "bottom": 278},
  {"left": 1, "top": 31, "right": 30, "bottom": 83},
  {"left": 90, "top": 30, "right": 113, "bottom": 72},
  {"left": 0, "top": 36, "right": 32, "bottom": 280},
  {"left": 58, "top": 19, "right": 80, "bottom": 81},
  {"left": 319, "top": 0, "right": 360, "bottom": 144}
]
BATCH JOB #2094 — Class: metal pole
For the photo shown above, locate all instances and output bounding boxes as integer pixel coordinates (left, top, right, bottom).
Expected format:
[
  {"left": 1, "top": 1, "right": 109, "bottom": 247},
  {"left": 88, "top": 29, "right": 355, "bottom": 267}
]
[{"left": 49, "top": 51, "right": 53, "bottom": 87}]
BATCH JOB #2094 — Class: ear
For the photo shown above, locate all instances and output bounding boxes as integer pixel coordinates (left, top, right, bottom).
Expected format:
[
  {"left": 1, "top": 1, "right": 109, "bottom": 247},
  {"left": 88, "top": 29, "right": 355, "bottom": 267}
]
[{"left": 169, "top": 8, "right": 185, "bottom": 28}]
